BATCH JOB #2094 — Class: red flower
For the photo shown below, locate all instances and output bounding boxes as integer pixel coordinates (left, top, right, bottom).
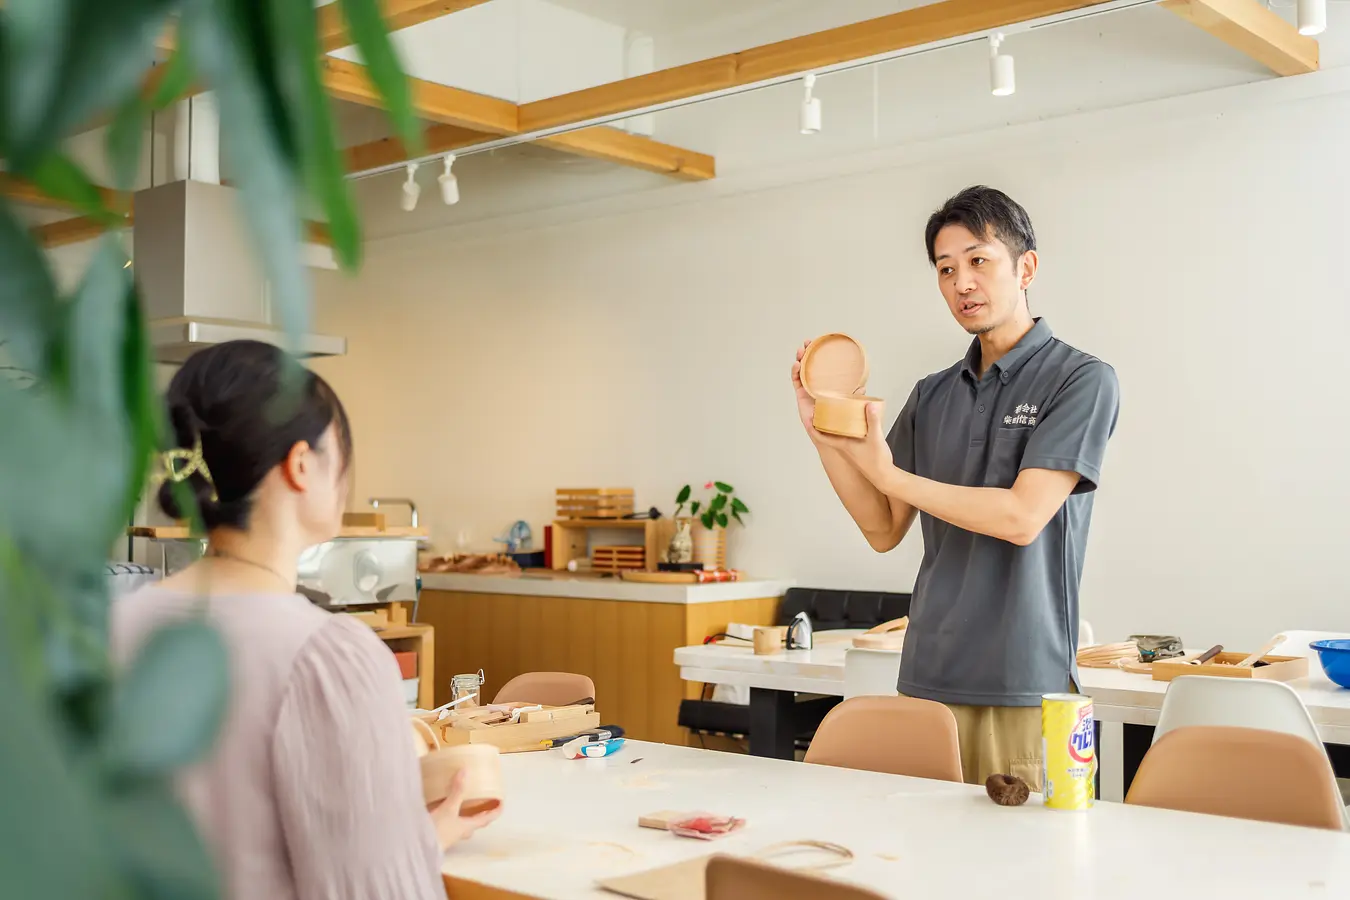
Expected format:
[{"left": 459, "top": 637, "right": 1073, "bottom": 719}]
[{"left": 704, "top": 481, "right": 714, "bottom": 489}]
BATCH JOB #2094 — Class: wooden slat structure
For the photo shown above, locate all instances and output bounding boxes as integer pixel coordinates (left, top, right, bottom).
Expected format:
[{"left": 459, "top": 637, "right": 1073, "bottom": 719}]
[
  {"left": 1161, "top": 0, "right": 1318, "bottom": 76},
  {"left": 514, "top": 0, "right": 1317, "bottom": 134}
]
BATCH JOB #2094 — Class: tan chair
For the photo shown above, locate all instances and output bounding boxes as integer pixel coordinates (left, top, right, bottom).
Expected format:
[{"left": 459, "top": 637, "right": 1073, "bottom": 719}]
[
  {"left": 491, "top": 671, "right": 595, "bottom": 707},
  {"left": 1126, "top": 725, "right": 1345, "bottom": 831},
  {"left": 706, "top": 855, "right": 885, "bottom": 900},
  {"left": 803, "top": 695, "right": 963, "bottom": 782}
]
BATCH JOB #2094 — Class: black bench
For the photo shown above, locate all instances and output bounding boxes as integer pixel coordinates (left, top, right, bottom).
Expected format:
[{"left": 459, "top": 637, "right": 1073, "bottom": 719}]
[{"left": 678, "top": 587, "right": 911, "bottom": 757}]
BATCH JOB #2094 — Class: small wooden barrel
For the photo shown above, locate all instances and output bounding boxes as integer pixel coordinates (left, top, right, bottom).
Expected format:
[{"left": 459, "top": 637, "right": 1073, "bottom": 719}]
[
  {"left": 813, "top": 394, "right": 883, "bottom": 438},
  {"left": 420, "top": 743, "right": 504, "bottom": 814}
]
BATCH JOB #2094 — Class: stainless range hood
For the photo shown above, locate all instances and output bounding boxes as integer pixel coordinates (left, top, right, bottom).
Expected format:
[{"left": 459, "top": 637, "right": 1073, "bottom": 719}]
[
  {"left": 133, "top": 93, "right": 346, "bottom": 365},
  {"left": 134, "top": 179, "right": 347, "bottom": 364}
]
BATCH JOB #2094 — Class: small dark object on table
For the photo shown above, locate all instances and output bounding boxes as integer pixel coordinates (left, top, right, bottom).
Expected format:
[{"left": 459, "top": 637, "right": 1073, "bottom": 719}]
[
  {"left": 659, "top": 562, "right": 704, "bottom": 572},
  {"left": 985, "top": 773, "right": 1030, "bottom": 807},
  {"left": 1131, "top": 634, "right": 1183, "bottom": 662}
]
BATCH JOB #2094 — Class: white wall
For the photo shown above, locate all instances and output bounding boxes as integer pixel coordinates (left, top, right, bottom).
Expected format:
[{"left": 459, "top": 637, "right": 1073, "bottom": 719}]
[{"left": 312, "top": 10, "right": 1350, "bottom": 651}]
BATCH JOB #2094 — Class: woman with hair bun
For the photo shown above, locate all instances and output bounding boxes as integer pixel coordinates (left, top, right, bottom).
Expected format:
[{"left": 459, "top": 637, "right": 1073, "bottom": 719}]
[{"left": 112, "top": 340, "right": 497, "bottom": 900}]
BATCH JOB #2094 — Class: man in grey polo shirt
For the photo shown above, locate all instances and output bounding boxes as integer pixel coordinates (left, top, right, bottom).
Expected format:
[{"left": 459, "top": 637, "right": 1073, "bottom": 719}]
[{"left": 791, "top": 185, "right": 1119, "bottom": 789}]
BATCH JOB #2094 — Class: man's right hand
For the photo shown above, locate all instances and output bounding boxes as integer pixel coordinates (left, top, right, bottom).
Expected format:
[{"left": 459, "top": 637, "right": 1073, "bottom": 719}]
[{"left": 792, "top": 339, "right": 821, "bottom": 443}]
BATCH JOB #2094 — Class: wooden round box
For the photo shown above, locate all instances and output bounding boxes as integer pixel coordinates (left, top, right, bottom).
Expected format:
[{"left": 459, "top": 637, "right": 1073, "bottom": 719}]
[
  {"left": 800, "top": 332, "right": 883, "bottom": 438},
  {"left": 420, "top": 743, "right": 504, "bottom": 815}
]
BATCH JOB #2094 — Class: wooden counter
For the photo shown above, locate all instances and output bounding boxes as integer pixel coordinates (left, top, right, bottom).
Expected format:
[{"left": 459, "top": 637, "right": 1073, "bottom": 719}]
[{"left": 413, "top": 574, "right": 787, "bottom": 745}]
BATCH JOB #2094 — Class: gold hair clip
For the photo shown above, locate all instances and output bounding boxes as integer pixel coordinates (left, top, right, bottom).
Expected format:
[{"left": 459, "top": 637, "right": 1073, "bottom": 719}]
[{"left": 157, "top": 435, "right": 219, "bottom": 503}]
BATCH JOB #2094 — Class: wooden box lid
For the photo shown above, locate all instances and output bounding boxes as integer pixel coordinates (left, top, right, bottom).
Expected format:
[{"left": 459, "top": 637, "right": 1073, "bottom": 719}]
[{"left": 800, "top": 332, "right": 868, "bottom": 399}]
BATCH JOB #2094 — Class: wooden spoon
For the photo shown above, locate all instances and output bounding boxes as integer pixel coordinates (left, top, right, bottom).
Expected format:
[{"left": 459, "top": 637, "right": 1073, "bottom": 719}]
[{"left": 1235, "top": 634, "right": 1285, "bottom": 668}]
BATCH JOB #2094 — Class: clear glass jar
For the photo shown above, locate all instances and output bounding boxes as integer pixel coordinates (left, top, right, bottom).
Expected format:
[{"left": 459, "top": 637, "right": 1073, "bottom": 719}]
[{"left": 451, "top": 670, "right": 485, "bottom": 708}]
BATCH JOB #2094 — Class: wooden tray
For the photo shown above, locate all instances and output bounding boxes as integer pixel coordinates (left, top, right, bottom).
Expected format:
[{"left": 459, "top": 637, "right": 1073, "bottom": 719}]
[
  {"left": 437, "top": 703, "right": 600, "bottom": 753},
  {"left": 1151, "top": 652, "right": 1308, "bottom": 682},
  {"left": 620, "top": 570, "right": 698, "bottom": 584}
]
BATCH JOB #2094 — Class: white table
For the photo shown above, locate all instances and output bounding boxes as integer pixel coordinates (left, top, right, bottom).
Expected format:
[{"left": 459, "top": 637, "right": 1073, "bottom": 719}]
[
  {"left": 441, "top": 740, "right": 1350, "bottom": 899},
  {"left": 673, "top": 637, "right": 1350, "bottom": 795}
]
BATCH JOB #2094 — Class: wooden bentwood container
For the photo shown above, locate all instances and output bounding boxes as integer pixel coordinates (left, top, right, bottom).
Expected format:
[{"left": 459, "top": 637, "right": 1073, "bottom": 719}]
[{"left": 800, "top": 332, "right": 883, "bottom": 438}]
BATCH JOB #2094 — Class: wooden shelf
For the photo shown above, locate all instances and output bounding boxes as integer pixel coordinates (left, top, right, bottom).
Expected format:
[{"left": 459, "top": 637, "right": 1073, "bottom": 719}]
[{"left": 551, "top": 518, "right": 674, "bottom": 572}]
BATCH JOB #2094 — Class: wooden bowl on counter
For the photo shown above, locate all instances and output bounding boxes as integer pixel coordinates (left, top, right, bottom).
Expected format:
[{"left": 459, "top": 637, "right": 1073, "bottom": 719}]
[{"left": 420, "top": 744, "right": 504, "bottom": 814}]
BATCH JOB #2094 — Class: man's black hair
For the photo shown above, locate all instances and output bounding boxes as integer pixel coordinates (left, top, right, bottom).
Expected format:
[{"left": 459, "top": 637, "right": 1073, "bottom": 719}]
[{"left": 924, "top": 185, "right": 1036, "bottom": 267}]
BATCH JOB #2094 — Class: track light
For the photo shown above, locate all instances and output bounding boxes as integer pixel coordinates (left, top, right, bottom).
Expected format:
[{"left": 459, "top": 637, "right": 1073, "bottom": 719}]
[
  {"left": 400, "top": 163, "right": 420, "bottom": 212},
  {"left": 438, "top": 153, "right": 459, "bottom": 205},
  {"left": 1298, "top": 0, "right": 1326, "bottom": 36},
  {"left": 799, "top": 73, "right": 821, "bottom": 135},
  {"left": 989, "top": 33, "right": 1015, "bottom": 97}
]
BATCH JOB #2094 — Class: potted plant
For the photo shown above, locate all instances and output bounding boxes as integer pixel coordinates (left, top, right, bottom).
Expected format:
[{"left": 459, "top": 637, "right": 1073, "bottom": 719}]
[{"left": 671, "top": 481, "right": 749, "bottom": 570}]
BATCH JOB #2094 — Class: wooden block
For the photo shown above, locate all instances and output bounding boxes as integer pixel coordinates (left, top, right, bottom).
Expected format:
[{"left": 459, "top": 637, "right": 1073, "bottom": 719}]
[
  {"left": 343, "top": 511, "right": 387, "bottom": 529},
  {"left": 638, "top": 810, "right": 687, "bottom": 830},
  {"left": 519, "top": 704, "right": 594, "bottom": 724}
]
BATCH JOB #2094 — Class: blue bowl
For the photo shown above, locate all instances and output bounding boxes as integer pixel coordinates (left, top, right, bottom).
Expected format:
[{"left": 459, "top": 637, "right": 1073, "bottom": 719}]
[{"left": 1309, "top": 640, "right": 1350, "bottom": 689}]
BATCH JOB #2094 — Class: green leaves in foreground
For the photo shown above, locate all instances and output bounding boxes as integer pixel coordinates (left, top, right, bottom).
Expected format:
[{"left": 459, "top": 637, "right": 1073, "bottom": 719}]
[{"left": 104, "top": 620, "right": 230, "bottom": 779}]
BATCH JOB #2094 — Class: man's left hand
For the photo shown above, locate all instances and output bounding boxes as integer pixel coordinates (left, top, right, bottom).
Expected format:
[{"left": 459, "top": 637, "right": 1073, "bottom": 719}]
[{"left": 812, "top": 402, "right": 894, "bottom": 484}]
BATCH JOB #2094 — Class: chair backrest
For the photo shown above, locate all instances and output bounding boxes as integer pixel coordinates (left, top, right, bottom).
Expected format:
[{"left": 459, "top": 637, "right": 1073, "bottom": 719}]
[
  {"left": 1078, "top": 619, "right": 1095, "bottom": 648},
  {"left": 1126, "top": 725, "right": 1345, "bottom": 830},
  {"left": 706, "top": 855, "right": 886, "bottom": 900},
  {"left": 492, "top": 671, "right": 595, "bottom": 707},
  {"left": 842, "top": 648, "right": 902, "bottom": 699},
  {"left": 1153, "top": 675, "right": 1323, "bottom": 748},
  {"left": 803, "top": 695, "right": 963, "bottom": 782}
]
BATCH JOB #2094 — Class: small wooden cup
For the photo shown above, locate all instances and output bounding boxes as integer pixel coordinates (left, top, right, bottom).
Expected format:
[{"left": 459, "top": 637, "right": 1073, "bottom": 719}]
[
  {"left": 420, "top": 744, "right": 504, "bottom": 815},
  {"left": 753, "top": 627, "right": 782, "bottom": 656},
  {"left": 813, "top": 394, "right": 883, "bottom": 438}
]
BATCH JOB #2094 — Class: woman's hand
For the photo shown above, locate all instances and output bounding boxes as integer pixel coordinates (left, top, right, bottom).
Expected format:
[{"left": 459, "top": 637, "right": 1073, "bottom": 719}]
[{"left": 429, "top": 770, "right": 503, "bottom": 850}]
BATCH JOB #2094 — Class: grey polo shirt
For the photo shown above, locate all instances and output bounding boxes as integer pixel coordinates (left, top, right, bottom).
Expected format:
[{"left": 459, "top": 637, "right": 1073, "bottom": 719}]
[{"left": 886, "top": 318, "right": 1119, "bottom": 707}]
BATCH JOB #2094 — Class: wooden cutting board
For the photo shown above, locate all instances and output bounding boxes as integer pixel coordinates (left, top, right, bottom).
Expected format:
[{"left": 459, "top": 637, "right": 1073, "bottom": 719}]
[{"left": 620, "top": 570, "right": 698, "bottom": 584}]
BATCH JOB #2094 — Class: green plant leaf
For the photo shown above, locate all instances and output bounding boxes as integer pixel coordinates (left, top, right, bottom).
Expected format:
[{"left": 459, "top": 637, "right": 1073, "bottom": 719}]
[
  {"left": 337, "top": 0, "right": 424, "bottom": 157},
  {"left": 0, "top": 370, "right": 128, "bottom": 576},
  {"left": 0, "top": 0, "right": 73, "bottom": 163},
  {"left": 701, "top": 511, "right": 714, "bottom": 530},
  {"left": 182, "top": 2, "right": 310, "bottom": 349},
  {"left": 104, "top": 620, "right": 229, "bottom": 778},
  {"left": 29, "top": 153, "right": 119, "bottom": 221},
  {"left": 106, "top": 98, "right": 147, "bottom": 192},
  {"left": 714, "top": 481, "right": 734, "bottom": 494},
  {"left": 712, "top": 493, "right": 727, "bottom": 511},
  {"left": 65, "top": 238, "right": 131, "bottom": 416},
  {"left": 105, "top": 782, "right": 221, "bottom": 900},
  {"left": 731, "top": 497, "right": 748, "bottom": 513},
  {"left": 271, "top": 0, "right": 360, "bottom": 271},
  {"left": 690, "top": 501, "right": 701, "bottom": 517},
  {"left": 676, "top": 485, "right": 691, "bottom": 504},
  {"left": 716, "top": 512, "right": 728, "bottom": 528},
  {"left": 0, "top": 631, "right": 134, "bottom": 900},
  {"left": 147, "top": 36, "right": 196, "bottom": 111},
  {"left": 732, "top": 509, "right": 744, "bottom": 525},
  {"left": 120, "top": 278, "right": 162, "bottom": 524},
  {"left": 4, "top": 0, "right": 181, "bottom": 169},
  {"left": 0, "top": 199, "right": 60, "bottom": 376}
]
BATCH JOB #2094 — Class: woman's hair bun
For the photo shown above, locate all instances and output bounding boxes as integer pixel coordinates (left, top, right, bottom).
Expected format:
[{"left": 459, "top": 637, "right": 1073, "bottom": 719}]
[{"left": 153, "top": 340, "right": 351, "bottom": 531}]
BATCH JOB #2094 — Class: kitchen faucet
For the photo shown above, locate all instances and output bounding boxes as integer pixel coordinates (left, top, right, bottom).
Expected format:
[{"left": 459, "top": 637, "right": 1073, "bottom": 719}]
[{"left": 368, "top": 497, "right": 418, "bottom": 528}]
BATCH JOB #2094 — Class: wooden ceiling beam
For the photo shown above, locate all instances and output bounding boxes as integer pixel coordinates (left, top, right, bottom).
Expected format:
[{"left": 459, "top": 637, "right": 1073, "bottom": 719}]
[
  {"left": 331, "top": 60, "right": 717, "bottom": 181},
  {"left": 538, "top": 129, "right": 716, "bottom": 181},
  {"left": 32, "top": 212, "right": 134, "bottom": 249},
  {"left": 322, "top": 57, "right": 519, "bottom": 134},
  {"left": 0, "top": 175, "right": 130, "bottom": 212},
  {"left": 317, "top": 0, "right": 495, "bottom": 53},
  {"left": 1161, "top": 0, "right": 1317, "bottom": 76},
  {"left": 518, "top": 0, "right": 1126, "bottom": 132}
]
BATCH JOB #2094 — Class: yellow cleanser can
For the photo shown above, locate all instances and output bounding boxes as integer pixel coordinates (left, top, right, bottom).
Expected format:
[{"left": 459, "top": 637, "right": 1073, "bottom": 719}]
[{"left": 1042, "top": 693, "right": 1096, "bottom": 810}]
